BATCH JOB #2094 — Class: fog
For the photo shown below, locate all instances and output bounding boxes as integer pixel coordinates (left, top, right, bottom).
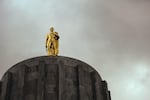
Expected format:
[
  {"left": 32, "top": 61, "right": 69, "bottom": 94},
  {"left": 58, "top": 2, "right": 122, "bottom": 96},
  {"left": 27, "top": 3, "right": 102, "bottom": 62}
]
[{"left": 0, "top": 0, "right": 150, "bottom": 100}]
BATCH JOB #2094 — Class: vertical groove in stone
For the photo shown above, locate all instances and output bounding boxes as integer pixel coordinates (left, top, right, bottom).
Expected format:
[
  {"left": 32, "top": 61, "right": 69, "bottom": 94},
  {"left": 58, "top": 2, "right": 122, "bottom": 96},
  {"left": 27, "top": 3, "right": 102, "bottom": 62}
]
[
  {"left": 91, "top": 71, "right": 104, "bottom": 100},
  {"left": 6, "top": 72, "right": 13, "bottom": 100},
  {"left": 34, "top": 73, "right": 38, "bottom": 100},
  {"left": 23, "top": 65, "right": 27, "bottom": 100},
  {"left": 17, "top": 65, "right": 25, "bottom": 100},
  {"left": 90, "top": 71, "right": 96, "bottom": 100},
  {"left": 23, "top": 65, "right": 38, "bottom": 100},
  {"left": 58, "top": 62, "right": 61, "bottom": 100},
  {"left": 78, "top": 65, "right": 93, "bottom": 100},
  {"left": 76, "top": 66, "right": 80, "bottom": 100},
  {"left": 37, "top": 61, "right": 45, "bottom": 100},
  {"left": 59, "top": 61, "right": 65, "bottom": 100},
  {"left": 1, "top": 76, "right": 6, "bottom": 100},
  {"left": 60, "top": 63, "right": 78, "bottom": 100},
  {"left": 0, "top": 81, "right": 2, "bottom": 97},
  {"left": 78, "top": 66, "right": 82, "bottom": 100},
  {"left": 23, "top": 65, "right": 28, "bottom": 100},
  {"left": 58, "top": 61, "right": 64, "bottom": 100},
  {"left": 58, "top": 62, "right": 65, "bottom": 100},
  {"left": 56, "top": 63, "right": 59, "bottom": 100}
]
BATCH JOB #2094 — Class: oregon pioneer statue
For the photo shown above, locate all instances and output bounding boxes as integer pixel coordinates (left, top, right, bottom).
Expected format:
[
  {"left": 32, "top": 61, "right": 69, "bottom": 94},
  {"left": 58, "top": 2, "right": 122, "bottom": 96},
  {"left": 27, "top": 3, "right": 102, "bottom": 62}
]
[{"left": 46, "top": 27, "right": 59, "bottom": 56}]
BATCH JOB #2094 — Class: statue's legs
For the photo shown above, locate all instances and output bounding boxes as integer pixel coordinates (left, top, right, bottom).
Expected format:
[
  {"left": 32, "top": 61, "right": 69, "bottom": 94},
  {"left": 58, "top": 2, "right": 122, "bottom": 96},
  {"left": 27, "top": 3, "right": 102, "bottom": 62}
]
[
  {"left": 47, "top": 48, "right": 55, "bottom": 55},
  {"left": 47, "top": 42, "right": 54, "bottom": 56},
  {"left": 53, "top": 41, "right": 59, "bottom": 55},
  {"left": 47, "top": 41, "right": 58, "bottom": 56},
  {"left": 47, "top": 48, "right": 51, "bottom": 55}
]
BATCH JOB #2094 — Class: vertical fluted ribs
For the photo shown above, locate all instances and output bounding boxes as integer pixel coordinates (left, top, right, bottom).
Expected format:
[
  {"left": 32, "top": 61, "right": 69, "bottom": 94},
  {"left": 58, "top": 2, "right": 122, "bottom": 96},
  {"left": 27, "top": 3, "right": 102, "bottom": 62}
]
[
  {"left": 0, "top": 56, "right": 111, "bottom": 100},
  {"left": 23, "top": 65, "right": 38, "bottom": 100},
  {"left": 60, "top": 63, "right": 78, "bottom": 100},
  {"left": 37, "top": 61, "right": 46, "bottom": 100},
  {"left": 45, "top": 64, "right": 58, "bottom": 100}
]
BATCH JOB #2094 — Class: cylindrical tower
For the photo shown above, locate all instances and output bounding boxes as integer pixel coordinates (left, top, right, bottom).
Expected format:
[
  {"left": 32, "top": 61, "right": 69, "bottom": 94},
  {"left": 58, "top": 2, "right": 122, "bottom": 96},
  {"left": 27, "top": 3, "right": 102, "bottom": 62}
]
[{"left": 0, "top": 56, "right": 111, "bottom": 100}]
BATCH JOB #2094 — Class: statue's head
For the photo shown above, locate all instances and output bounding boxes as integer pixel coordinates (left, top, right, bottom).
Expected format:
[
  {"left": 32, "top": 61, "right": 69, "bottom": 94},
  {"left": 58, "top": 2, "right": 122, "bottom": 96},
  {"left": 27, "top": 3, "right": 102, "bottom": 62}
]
[{"left": 50, "top": 27, "right": 54, "bottom": 32}]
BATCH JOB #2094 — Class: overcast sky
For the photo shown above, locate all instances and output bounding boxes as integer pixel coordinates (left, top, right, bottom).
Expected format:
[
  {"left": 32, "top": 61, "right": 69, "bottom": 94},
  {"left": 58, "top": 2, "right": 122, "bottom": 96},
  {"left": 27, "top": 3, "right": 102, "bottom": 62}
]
[{"left": 0, "top": 0, "right": 150, "bottom": 100}]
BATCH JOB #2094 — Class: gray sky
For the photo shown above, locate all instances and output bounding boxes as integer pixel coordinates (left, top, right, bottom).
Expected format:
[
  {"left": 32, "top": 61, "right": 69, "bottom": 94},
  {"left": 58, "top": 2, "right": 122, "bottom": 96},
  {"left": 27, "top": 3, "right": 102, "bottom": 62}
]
[{"left": 0, "top": 0, "right": 150, "bottom": 100}]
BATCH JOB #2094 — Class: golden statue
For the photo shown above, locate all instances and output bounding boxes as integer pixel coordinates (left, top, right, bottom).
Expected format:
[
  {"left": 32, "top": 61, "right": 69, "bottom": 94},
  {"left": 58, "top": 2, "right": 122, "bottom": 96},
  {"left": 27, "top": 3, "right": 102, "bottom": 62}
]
[{"left": 46, "top": 27, "right": 59, "bottom": 56}]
